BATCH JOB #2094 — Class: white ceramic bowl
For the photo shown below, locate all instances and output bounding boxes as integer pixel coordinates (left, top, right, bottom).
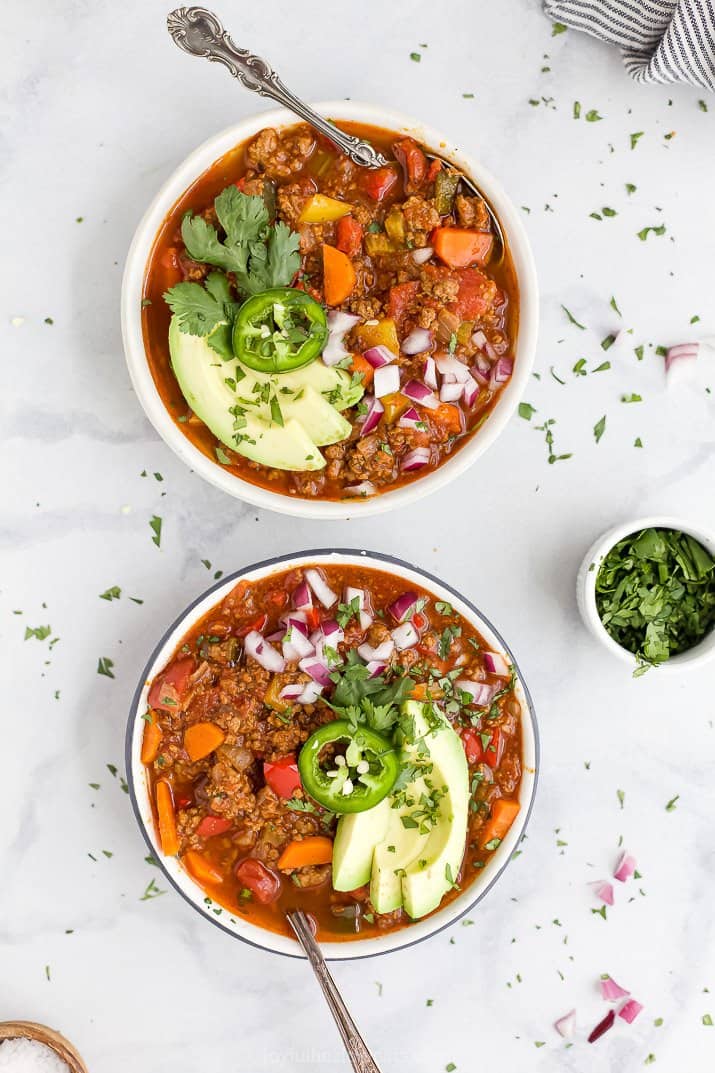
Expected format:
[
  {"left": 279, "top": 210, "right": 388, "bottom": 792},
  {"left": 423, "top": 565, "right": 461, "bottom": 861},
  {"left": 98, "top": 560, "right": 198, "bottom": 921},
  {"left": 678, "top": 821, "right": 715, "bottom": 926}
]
[
  {"left": 121, "top": 102, "right": 539, "bottom": 519},
  {"left": 577, "top": 516, "right": 715, "bottom": 673},
  {"left": 126, "top": 549, "right": 539, "bottom": 960}
]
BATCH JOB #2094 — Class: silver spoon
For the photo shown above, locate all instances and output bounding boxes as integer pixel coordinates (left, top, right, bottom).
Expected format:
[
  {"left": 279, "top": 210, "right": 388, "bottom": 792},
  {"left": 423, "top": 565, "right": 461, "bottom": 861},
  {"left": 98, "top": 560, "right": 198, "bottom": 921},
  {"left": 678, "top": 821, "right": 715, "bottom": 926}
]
[
  {"left": 287, "top": 909, "right": 383, "bottom": 1073},
  {"left": 166, "top": 6, "right": 504, "bottom": 253}
]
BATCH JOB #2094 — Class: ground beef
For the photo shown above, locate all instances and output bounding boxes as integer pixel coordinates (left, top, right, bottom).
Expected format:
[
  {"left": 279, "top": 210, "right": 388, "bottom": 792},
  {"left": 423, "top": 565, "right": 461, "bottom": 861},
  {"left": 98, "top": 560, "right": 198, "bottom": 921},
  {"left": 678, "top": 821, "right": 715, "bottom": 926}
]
[
  {"left": 419, "top": 264, "right": 460, "bottom": 304},
  {"left": 291, "top": 471, "right": 326, "bottom": 497},
  {"left": 246, "top": 127, "right": 316, "bottom": 179},
  {"left": 455, "top": 194, "right": 491, "bottom": 230},
  {"left": 343, "top": 433, "right": 397, "bottom": 485},
  {"left": 402, "top": 195, "right": 440, "bottom": 242}
]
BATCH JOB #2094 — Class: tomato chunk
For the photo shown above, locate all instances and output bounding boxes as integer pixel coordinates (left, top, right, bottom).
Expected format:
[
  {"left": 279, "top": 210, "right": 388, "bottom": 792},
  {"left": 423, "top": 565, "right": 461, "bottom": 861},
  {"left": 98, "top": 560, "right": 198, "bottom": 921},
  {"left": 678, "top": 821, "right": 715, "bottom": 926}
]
[
  {"left": 388, "top": 281, "right": 420, "bottom": 325},
  {"left": 264, "top": 755, "right": 302, "bottom": 799},
  {"left": 460, "top": 727, "right": 483, "bottom": 765},
  {"left": 361, "top": 165, "right": 398, "bottom": 202},
  {"left": 483, "top": 728, "right": 505, "bottom": 769},
  {"left": 449, "top": 267, "right": 496, "bottom": 320},
  {"left": 236, "top": 613, "right": 268, "bottom": 637},
  {"left": 235, "top": 858, "right": 282, "bottom": 903},
  {"left": 393, "top": 137, "right": 428, "bottom": 193},
  {"left": 148, "top": 656, "right": 195, "bottom": 711},
  {"left": 336, "top": 216, "right": 363, "bottom": 258},
  {"left": 196, "top": 815, "right": 233, "bottom": 839}
]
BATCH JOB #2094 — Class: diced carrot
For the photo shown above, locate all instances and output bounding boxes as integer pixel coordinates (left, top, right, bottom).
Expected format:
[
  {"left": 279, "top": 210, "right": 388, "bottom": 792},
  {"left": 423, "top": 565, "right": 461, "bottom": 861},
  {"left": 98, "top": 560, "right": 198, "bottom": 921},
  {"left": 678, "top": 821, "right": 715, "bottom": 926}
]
[
  {"left": 184, "top": 722, "right": 226, "bottom": 762},
  {"left": 336, "top": 216, "right": 363, "bottom": 258},
  {"left": 433, "top": 227, "right": 494, "bottom": 269},
  {"left": 156, "top": 780, "right": 179, "bottom": 857},
  {"left": 431, "top": 402, "right": 464, "bottom": 436},
  {"left": 410, "top": 682, "right": 443, "bottom": 701},
  {"left": 277, "top": 836, "right": 334, "bottom": 870},
  {"left": 479, "top": 798, "right": 520, "bottom": 849},
  {"left": 350, "top": 353, "right": 374, "bottom": 388},
  {"left": 322, "top": 244, "right": 357, "bottom": 306},
  {"left": 183, "top": 849, "right": 224, "bottom": 885},
  {"left": 141, "top": 720, "right": 162, "bottom": 765}
]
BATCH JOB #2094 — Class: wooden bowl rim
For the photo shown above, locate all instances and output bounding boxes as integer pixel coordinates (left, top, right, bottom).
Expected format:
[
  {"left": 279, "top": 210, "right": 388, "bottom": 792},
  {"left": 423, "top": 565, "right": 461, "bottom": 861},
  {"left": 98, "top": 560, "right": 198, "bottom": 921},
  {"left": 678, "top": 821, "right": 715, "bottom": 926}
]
[{"left": 0, "top": 1021, "right": 88, "bottom": 1072}]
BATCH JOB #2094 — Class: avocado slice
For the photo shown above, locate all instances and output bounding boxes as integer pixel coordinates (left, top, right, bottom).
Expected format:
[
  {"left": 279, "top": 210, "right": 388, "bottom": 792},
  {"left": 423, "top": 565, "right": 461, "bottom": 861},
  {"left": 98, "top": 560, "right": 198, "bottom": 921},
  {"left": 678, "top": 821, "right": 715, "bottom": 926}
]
[
  {"left": 369, "top": 786, "right": 430, "bottom": 913},
  {"left": 168, "top": 318, "right": 362, "bottom": 470},
  {"left": 332, "top": 796, "right": 390, "bottom": 892}
]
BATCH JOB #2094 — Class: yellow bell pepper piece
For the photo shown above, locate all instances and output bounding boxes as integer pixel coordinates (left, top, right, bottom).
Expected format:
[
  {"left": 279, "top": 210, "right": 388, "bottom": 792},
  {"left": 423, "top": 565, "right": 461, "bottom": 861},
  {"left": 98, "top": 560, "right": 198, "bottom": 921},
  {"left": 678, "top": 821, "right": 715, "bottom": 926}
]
[
  {"left": 381, "top": 392, "right": 410, "bottom": 424},
  {"left": 299, "top": 193, "right": 353, "bottom": 224},
  {"left": 364, "top": 232, "right": 395, "bottom": 257},
  {"left": 384, "top": 208, "right": 406, "bottom": 246},
  {"left": 354, "top": 317, "right": 400, "bottom": 356}
]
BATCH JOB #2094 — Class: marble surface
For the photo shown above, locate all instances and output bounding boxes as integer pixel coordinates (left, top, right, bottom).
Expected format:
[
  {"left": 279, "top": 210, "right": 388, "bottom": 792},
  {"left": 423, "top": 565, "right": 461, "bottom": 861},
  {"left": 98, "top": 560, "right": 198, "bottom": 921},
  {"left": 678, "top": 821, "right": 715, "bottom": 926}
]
[{"left": 2, "top": 1, "right": 714, "bottom": 1070}]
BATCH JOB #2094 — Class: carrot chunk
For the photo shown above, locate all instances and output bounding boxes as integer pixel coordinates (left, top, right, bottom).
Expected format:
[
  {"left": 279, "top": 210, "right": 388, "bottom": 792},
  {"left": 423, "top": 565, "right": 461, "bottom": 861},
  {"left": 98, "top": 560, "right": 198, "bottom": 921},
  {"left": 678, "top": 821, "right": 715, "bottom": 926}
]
[
  {"left": 479, "top": 798, "right": 520, "bottom": 849},
  {"left": 141, "top": 720, "right": 162, "bottom": 765},
  {"left": 349, "top": 353, "right": 374, "bottom": 388},
  {"left": 183, "top": 849, "right": 224, "bottom": 885},
  {"left": 431, "top": 402, "right": 464, "bottom": 436},
  {"left": 433, "top": 227, "right": 494, "bottom": 268},
  {"left": 156, "top": 780, "right": 179, "bottom": 856},
  {"left": 322, "top": 244, "right": 356, "bottom": 306},
  {"left": 277, "top": 836, "right": 334, "bottom": 870},
  {"left": 184, "top": 722, "right": 225, "bottom": 762}
]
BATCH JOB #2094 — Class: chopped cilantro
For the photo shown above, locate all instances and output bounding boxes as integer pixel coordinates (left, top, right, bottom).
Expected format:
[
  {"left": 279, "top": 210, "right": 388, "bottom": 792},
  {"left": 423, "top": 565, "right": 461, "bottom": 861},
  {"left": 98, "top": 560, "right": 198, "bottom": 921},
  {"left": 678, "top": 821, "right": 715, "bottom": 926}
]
[{"left": 593, "top": 415, "right": 606, "bottom": 444}]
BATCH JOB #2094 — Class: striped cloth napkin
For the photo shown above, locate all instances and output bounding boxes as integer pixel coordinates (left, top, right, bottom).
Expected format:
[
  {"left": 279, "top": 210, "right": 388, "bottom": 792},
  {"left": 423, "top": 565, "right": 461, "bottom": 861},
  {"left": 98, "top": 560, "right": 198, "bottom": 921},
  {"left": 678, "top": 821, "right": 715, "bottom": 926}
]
[{"left": 543, "top": 0, "right": 715, "bottom": 90}]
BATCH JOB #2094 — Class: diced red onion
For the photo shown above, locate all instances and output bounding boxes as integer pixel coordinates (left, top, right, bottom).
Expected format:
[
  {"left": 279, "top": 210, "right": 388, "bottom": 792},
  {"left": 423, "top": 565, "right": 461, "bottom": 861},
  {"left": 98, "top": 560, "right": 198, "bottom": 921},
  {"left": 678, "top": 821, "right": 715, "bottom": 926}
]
[
  {"left": 665, "top": 341, "right": 699, "bottom": 373},
  {"left": 391, "top": 622, "right": 419, "bottom": 651},
  {"left": 305, "top": 568, "right": 337, "bottom": 609},
  {"left": 412, "top": 245, "right": 433, "bottom": 265},
  {"left": 291, "top": 582, "right": 312, "bottom": 611},
  {"left": 266, "top": 629, "right": 285, "bottom": 643},
  {"left": 402, "top": 447, "right": 431, "bottom": 471},
  {"left": 344, "top": 586, "right": 373, "bottom": 630},
  {"left": 323, "top": 310, "right": 361, "bottom": 367},
  {"left": 344, "top": 481, "right": 377, "bottom": 498},
  {"left": 244, "top": 630, "right": 286, "bottom": 673},
  {"left": 374, "top": 364, "right": 400, "bottom": 398},
  {"left": 491, "top": 357, "right": 513, "bottom": 385},
  {"left": 462, "top": 377, "right": 479, "bottom": 408},
  {"left": 279, "top": 683, "right": 304, "bottom": 701},
  {"left": 618, "top": 999, "right": 643, "bottom": 1024},
  {"left": 484, "top": 651, "right": 510, "bottom": 677},
  {"left": 455, "top": 680, "right": 496, "bottom": 707},
  {"left": 320, "top": 619, "right": 345, "bottom": 647},
  {"left": 590, "top": 880, "right": 614, "bottom": 906},
  {"left": 282, "top": 627, "right": 315, "bottom": 662},
  {"left": 613, "top": 851, "right": 636, "bottom": 883},
  {"left": 366, "top": 660, "right": 387, "bottom": 678},
  {"left": 588, "top": 1009, "right": 615, "bottom": 1044},
  {"left": 402, "top": 379, "right": 439, "bottom": 409},
  {"left": 279, "top": 613, "right": 308, "bottom": 634},
  {"left": 600, "top": 975, "right": 630, "bottom": 1002},
  {"left": 298, "top": 656, "right": 331, "bottom": 687},
  {"left": 402, "top": 328, "right": 433, "bottom": 356},
  {"left": 298, "top": 681, "right": 324, "bottom": 704},
  {"left": 476, "top": 354, "right": 492, "bottom": 377},
  {"left": 363, "top": 345, "right": 396, "bottom": 369},
  {"left": 398, "top": 407, "right": 421, "bottom": 430},
  {"left": 357, "top": 639, "right": 395, "bottom": 662},
  {"left": 554, "top": 1010, "right": 576, "bottom": 1039},
  {"left": 387, "top": 592, "right": 419, "bottom": 623},
  {"left": 360, "top": 396, "right": 384, "bottom": 437},
  {"left": 484, "top": 341, "right": 499, "bottom": 362},
  {"left": 439, "top": 381, "right": 464, "bottom": 403},
  {"left": 472, "top": 329, "right": 487, "bottom": 349},
  {"left": 423, "top": 356, "right": 438, "bottom": 390},
  {"left": 436, "top": 354, "right": 471, "bottom": 383}
]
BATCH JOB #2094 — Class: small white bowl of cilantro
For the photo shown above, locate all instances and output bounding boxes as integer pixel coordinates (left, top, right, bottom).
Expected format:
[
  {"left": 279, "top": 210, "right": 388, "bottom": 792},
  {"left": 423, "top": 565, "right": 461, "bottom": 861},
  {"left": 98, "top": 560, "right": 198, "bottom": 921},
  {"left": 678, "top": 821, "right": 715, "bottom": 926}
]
[{"left": 577, "top": 517, "right": 715, "bottom": 675}]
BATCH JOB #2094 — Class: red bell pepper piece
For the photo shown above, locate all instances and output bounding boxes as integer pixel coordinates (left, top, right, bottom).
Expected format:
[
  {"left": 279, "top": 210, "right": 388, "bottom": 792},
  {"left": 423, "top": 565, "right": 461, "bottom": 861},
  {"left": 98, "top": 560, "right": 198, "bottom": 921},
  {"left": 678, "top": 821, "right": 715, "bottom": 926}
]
[
  {"left": 264, "top": 755, "right": 302, "bottom": 799},
  {"left": 483, "top": 728, "right": 505, "bottom": 769},
  {"left": 196, "top": 815, "right": 233, "bottom": 839},
  {"left": 460, "top": 728, "right": 483, "bottom": 765},
  {"left": 336, "top": 216, "right": 363, "bottom": 258},
  {"left": 148, "top": 656, "right": 195, "bottom": 711},
  {"left": 393, "top": 137, "right": 428, "bottom": 193},
  {"left": 361, "top": 166, "right": 398, "bottom": 202},
  {"left": 235, "top": 858, "right": 282, "bottom": 904}
]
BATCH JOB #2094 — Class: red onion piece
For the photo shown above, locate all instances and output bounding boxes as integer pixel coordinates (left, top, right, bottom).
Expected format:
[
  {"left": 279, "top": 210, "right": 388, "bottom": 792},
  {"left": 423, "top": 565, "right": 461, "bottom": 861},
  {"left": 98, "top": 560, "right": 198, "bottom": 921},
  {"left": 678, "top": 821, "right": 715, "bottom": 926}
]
[
  {"left": 588, "top": 1009, "right": 615, "bottom": 1044},
  {"left": 320, "top": 618, "right": 345, "bottom": 648},
  {"left": 439, "top": 381, "right": 464, "bottom": 403},
  {"left": 402, "top": 379, "right": 439, "bottom": 409},
  {"left": 402, "top": 447, "right": 431, "bottom": 471},
  {"left": 281, "top": 627, "right": 315, "bottom": 661},
  {"left": 244, "top": 630, "right": 286, "bottom": 673},
  {"left": 391, "top": 621, "right": 419, "bottom": 651},
  {"left": 298, "top": 681, "right": 324, "bottom": 704},
  {"left": 360, "top": 396, "right": 384, "bottom": 437},
  {"left": 554, "top": 1009, "right": 576, "bottom": 1039},
  {"left": 462, "top": 377, "right": 479, "bottom": 408},
  {"left": 279, "top": 683, "right": 304, "bottom": 701},
  {"left": 363, "top": 345, "right": 396, "bottom": 369},
  {"left": 600, "top": 975, "right": 630, "bottom": 1002},
  {"left": 411, "top": 245, "right": 433, "bottom": 265},
  {"left": 297, "top": 656, "right": 332, "bottom": 687},
  {"left": 402, "top": 327, "right": 433, "bottom": 355},
  {"left": 455, "top": 680, "right": 496, "bottom": 707},
  {"left": 374, "top": 364, "right": 400, "bottom": 398},
  {"left": 305, "top": 568, "right": 338, "bottom": 609},
  {"left": 613, "top": 851, "right": 636, "bottom": 883},
  {"left": 279, "top": 613, "right": 309, "bottom": 635},
  {"left": 590, "top": 880, "right": 614, "bottom": 906},
  {"left": 472, "top": 329, "right": 487, "bottom": 349},
  {"left": 484, "top": 651, "right": 510, "bottom": 677},
  {"left": 491, "top": 357, "right": 513, "bottom": 385},
  {"left": 476, "top": 354, "right": 492, "bottom": 377},
  {"left": 387, "top": 592, "right": 419, "bottom": 623},
  {"left": 344, "top": 481, "right": 377, "bottom": 498},
  {"left": 291, "top": 582, "right": 312, "bottom": 611},
  {"left": 398, "top": 406, "right": 421, "bottom": 430},
  {"left": 323, "top": 310, "right": 361, "bottom": 367},
  {"left": 344, "top": 586, "right": 373, "bottom": 630},
  {"left": 266, "top": 629, "right": 285, "bottom": 643},
  {"left": 357, "top": 639, "right": 395, "bottom": 662},
  {"left": 366, "top": 660, "right": 387, "bottom": 678},
  {"left": 436, "top": 354, "right": 471, "bottom": 383},
  {"left": 423, "top": 356, "right": 438, "bottom": 390},
  {"left": 665, "top": 341, "right": 699, "bottom": 372},
  {"left": 618, "top": 999, "right": 643, "bottom": 1024}
]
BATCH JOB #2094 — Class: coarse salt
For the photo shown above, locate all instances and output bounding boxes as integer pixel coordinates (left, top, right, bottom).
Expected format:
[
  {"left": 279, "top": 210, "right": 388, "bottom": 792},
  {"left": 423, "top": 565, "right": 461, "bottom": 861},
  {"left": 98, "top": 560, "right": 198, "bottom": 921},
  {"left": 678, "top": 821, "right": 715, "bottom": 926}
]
[{"left": 0, "top": 1037, "right": 69, "bottom": 1072}]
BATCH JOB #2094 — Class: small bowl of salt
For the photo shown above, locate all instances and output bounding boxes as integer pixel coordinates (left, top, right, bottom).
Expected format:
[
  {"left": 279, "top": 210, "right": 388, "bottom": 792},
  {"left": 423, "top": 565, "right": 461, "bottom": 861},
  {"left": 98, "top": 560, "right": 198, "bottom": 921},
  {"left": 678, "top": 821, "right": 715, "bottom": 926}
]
[{"left": 0, "top": 1022, "right": 87, "bottom": 1073}]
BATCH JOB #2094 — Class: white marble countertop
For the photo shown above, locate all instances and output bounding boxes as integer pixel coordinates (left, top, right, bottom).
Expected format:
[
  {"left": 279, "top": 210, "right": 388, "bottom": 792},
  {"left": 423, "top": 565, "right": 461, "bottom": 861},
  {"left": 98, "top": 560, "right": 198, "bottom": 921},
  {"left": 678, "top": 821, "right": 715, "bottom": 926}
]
[{"left": 2, "top": 1, "right": 714, "bottom": 1071}]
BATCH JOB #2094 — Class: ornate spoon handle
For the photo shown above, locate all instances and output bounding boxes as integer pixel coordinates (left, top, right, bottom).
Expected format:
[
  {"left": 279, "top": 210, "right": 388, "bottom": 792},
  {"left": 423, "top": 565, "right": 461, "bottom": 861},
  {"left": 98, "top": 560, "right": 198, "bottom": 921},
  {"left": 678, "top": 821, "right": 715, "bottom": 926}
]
[
  {"left": 287, "top": 910, "right": 384, "bottom": 1073},
  {"left": 167, "top": 7, "right": 389, "bottom": 168}
]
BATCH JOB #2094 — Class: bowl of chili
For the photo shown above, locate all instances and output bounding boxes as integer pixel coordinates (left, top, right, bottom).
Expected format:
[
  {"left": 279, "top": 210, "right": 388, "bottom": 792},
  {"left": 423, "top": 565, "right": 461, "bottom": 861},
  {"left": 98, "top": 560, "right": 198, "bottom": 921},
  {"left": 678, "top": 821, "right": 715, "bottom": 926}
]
[
  {"left": 121, "top": 102, "right": 538, "bottom": 517},
  {"left": 126, "top": 549, "right": 538, "bottom": 959}
]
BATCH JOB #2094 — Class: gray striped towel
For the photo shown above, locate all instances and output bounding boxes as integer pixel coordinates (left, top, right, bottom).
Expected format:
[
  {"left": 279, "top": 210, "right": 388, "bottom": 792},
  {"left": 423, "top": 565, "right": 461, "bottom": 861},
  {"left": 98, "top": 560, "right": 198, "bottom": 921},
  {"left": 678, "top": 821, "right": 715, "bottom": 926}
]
[{"left": 543, "top": 0, "right": 715, "bottom": 90}]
